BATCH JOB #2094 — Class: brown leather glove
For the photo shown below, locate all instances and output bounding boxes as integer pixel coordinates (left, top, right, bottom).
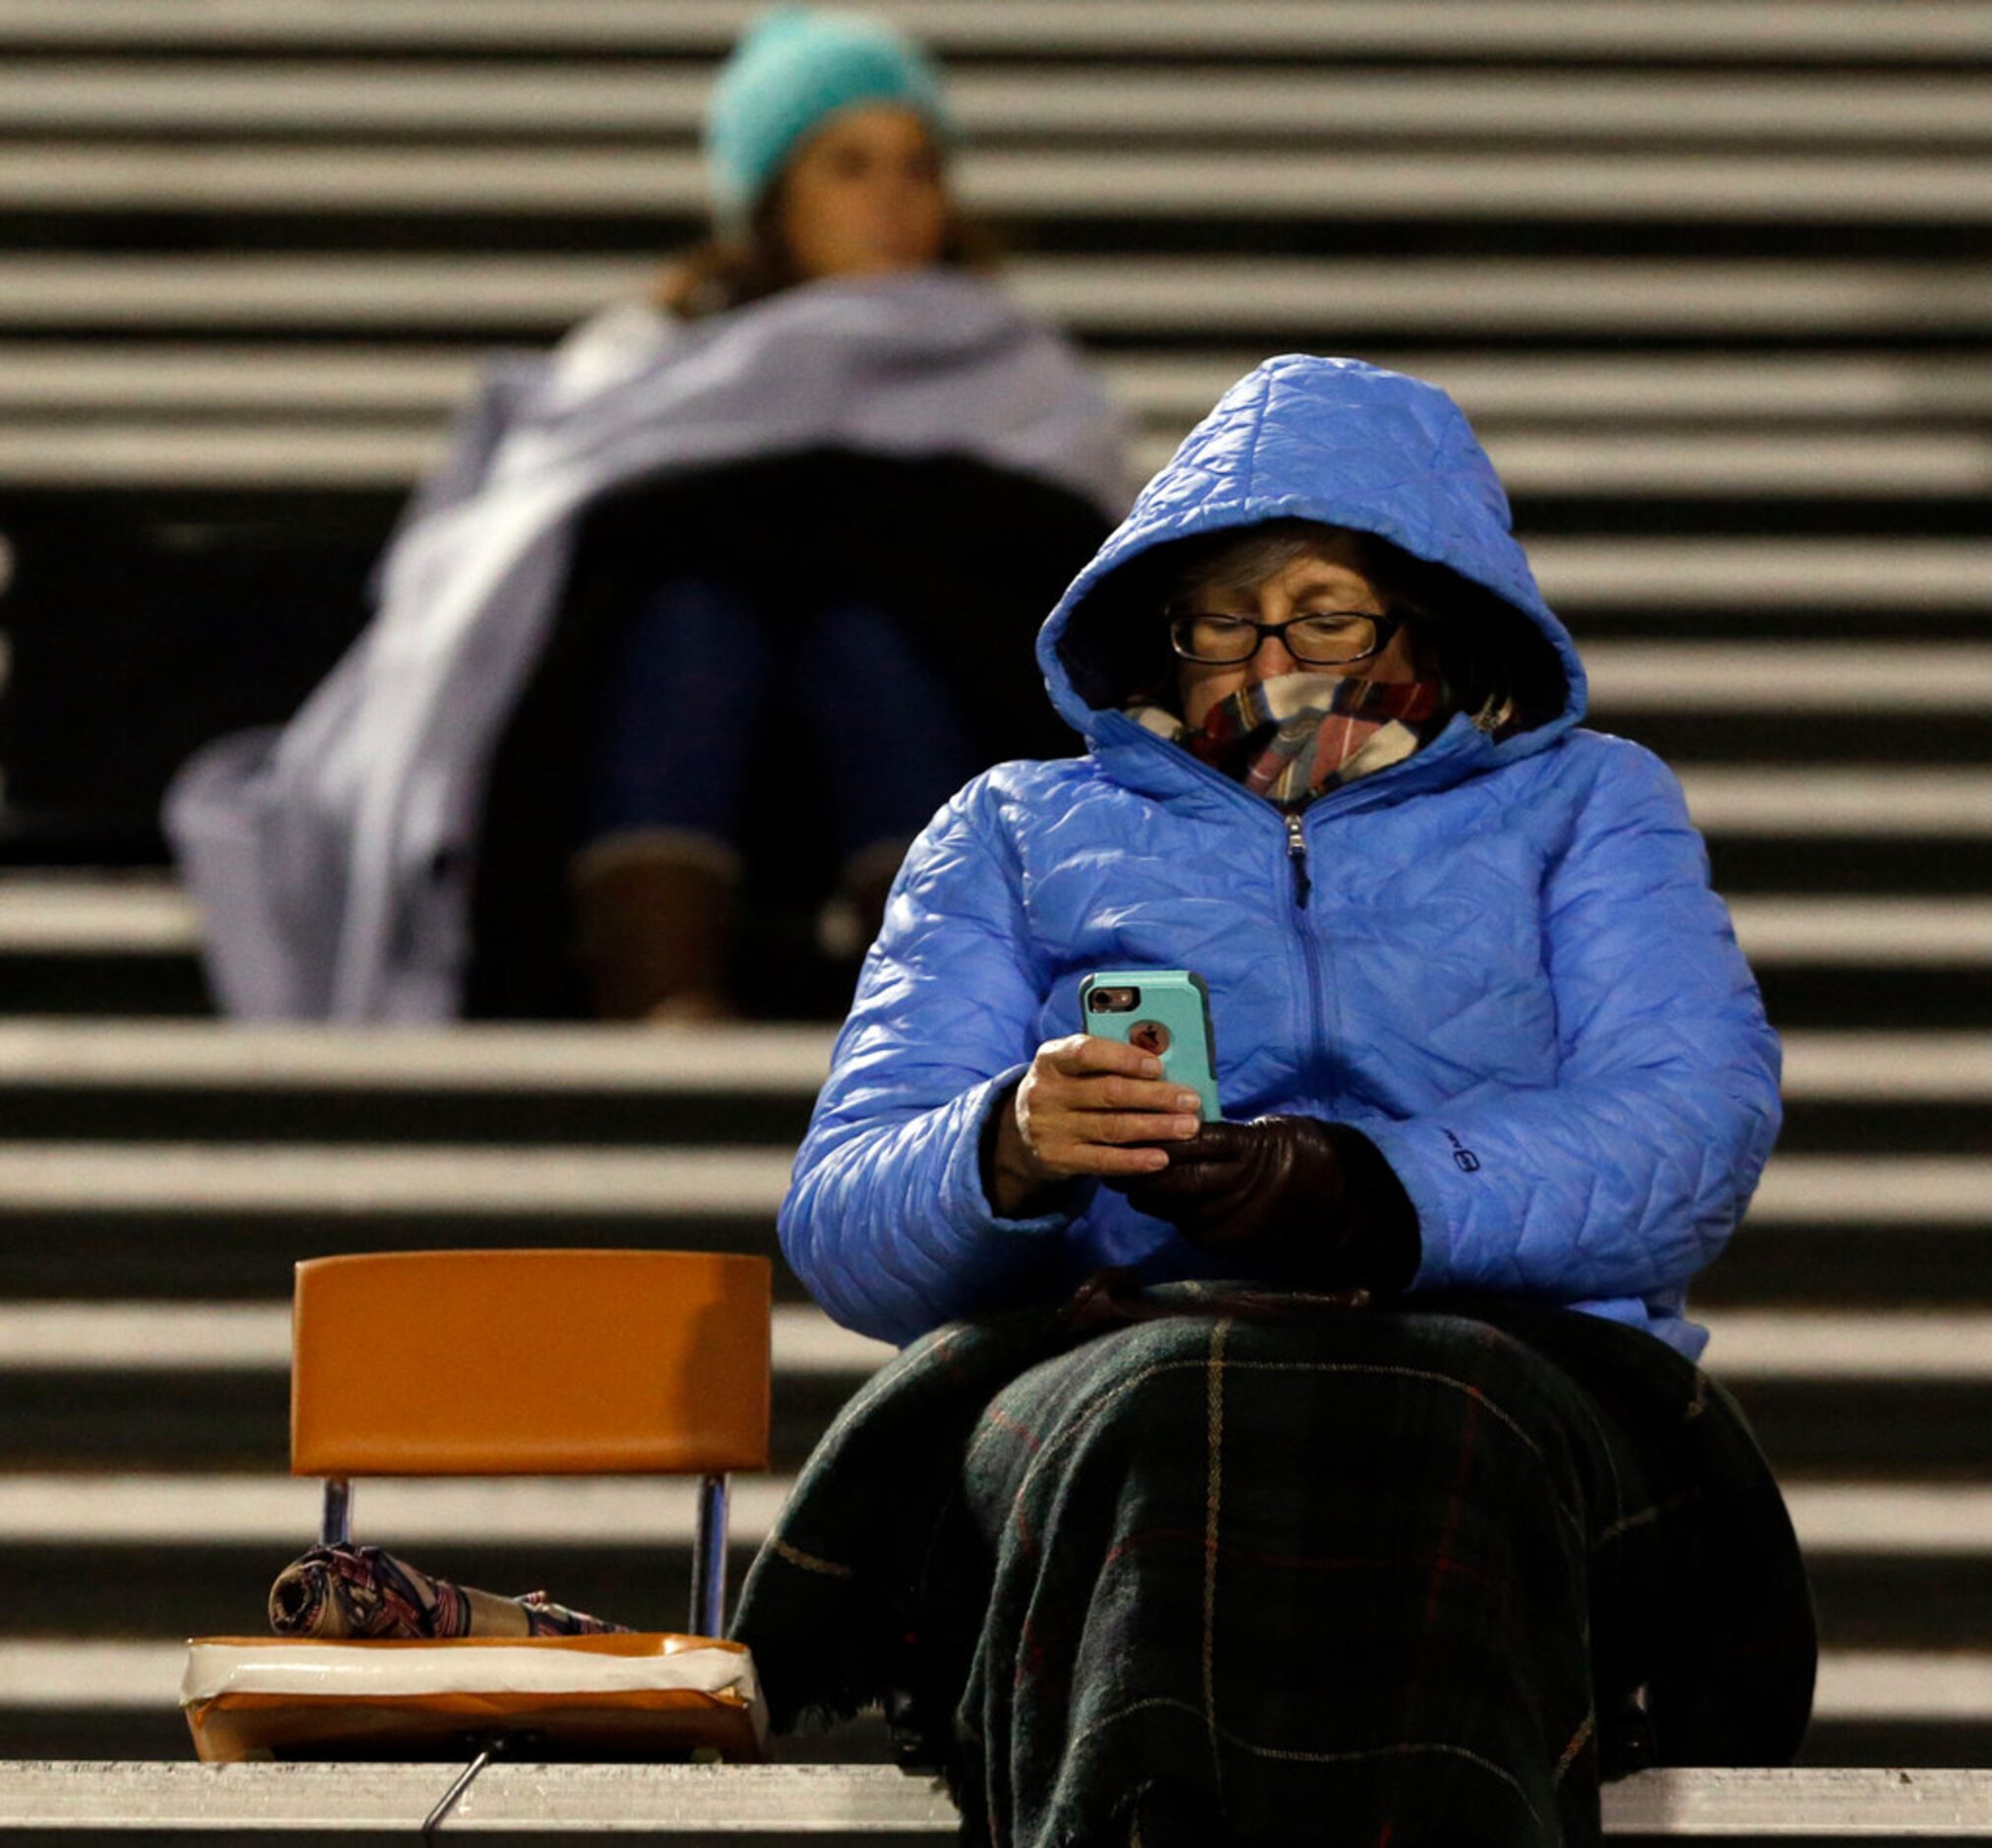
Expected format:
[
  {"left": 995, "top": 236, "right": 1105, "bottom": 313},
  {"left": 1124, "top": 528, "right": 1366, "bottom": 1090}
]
[{"left": 1109, "top": 1116, "right": 1420, "bottom": 1293}]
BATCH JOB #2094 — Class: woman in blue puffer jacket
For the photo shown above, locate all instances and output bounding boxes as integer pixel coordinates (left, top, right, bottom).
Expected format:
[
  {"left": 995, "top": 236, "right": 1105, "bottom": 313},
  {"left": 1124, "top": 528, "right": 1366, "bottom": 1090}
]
[{"left": 741, "top": 356, "right": 1814, "bottom": 1848}]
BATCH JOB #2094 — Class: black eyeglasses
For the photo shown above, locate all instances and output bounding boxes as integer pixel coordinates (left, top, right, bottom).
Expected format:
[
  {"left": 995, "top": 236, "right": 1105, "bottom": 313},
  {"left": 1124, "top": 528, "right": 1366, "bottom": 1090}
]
[{"left": 1167, "top": 609, "right": 1404, "bottom": 668}]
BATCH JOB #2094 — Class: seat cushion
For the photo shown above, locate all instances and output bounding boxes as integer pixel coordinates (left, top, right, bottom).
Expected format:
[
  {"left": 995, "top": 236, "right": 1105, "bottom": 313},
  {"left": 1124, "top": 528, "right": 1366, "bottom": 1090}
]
[{"left": 181, "top": 1632, "right": 765, "bottom": 1762}]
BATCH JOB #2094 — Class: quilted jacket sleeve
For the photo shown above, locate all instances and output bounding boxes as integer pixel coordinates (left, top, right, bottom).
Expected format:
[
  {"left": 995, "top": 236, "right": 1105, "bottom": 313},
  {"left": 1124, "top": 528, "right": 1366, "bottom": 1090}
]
[
  {"left": 1353, "top": 741, "right": 1781, "bottom": 1304},
  {"left": 778, "top": 775, "right": 1073, "bottom": 1343}
]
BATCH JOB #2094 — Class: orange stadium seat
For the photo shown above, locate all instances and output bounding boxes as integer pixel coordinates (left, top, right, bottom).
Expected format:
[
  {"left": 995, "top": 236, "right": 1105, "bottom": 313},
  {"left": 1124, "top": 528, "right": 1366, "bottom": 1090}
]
[{"left": 181, "top": 1249, "right": 773, "bottom": 1763}]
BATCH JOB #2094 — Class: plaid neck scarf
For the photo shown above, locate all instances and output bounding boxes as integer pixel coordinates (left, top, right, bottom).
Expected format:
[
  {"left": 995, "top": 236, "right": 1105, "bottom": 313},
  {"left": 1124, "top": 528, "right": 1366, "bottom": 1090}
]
[{"left": 1129, "top": 671, "right": 1446, "bottom": 810}]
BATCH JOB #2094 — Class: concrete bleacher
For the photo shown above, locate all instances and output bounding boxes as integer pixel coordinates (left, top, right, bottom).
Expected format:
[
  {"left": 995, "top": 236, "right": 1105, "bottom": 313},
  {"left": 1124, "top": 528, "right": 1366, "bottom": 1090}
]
[
  {"left": 0, "top": 1022, "right": 1987, "bottom": 1784},
  {"left": 5, "top": 1764, "right": 1991, "bottom": 1844},
  {"left": 0, "top": 0, "right": 1988, "bottom": 1836},
  {"left": 4, "top": 11, "right": 1991, "bottom": 851}
]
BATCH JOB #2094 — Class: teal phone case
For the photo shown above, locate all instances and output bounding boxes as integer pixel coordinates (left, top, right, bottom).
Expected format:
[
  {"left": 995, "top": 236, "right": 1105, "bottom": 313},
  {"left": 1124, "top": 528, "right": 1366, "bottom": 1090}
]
[{"left": 1079, "top": 968, "right": 1220, "bottom": 1121}]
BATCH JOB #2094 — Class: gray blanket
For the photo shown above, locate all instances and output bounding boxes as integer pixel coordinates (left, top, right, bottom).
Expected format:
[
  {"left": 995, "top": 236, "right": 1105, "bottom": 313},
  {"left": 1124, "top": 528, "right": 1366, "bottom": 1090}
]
[{"left": 165, "top": 272, "right": 1129, "bottom": 1019}]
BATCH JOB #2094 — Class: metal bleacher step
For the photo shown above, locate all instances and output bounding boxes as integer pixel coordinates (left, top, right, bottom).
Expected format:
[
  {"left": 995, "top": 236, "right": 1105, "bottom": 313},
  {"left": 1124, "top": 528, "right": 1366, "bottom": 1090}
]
[
  {"left": 0, "top": 1508, "right": 1985, "bottom": 1766},
  {"left": 0, "top": 1143, "right": 1975, "bottom": 1231},
  {"left": 3, "top": 1558, "right": 1986, "bottom": 1716},
  {"left": 4, "top": 1634, "right": 1988, "bottom": 1745},
  {"left": 0, "top": 1018, "right": 1970, "bottom": 1120},
  {"left": 10, "top": 348, "right": 1992, "bottom": 422},
  {"left": 6, "top": 256, "right": 1992, "bottom": 341},
  {"left": 0, "top": 1017, "right": 1968, "bottom": 1140},
  {"left": 13, "top": 144, "right": 1992, "bottom": 226},
  {"left": 20, "top": 424, "right": 1992, "bottom": 500},
  {"left": 11, "top": 423, "right": 1992, "bottom": 500},
  {"left": 15, "top": 1513, "right": 1992, "bottom": 1664},
  {"left": 0, "top": 1018, "right": 1966, "bottom": 1266},
  {"left": 3, "top": 1762, "right": 1989, "bottom": 1846},
  {"left": 4, "top": 1295, "right": 1990, "bottom": 1484},
  {"left": 6, "top": 1295, "right": 1988, "bottom": 1377},
  {"left": 1, "top": 0, "right": 1988, "bottom": 62},
  {"left": 0, "top": 1017, "right": 1963, "bottom": 1302},
  {"left": 7, "top": 64, "right": 1992, "bottom": 145},
  {"left": 1, "top": 841, "right": 1983, "bottom": 1023},
  {"left": 19, "top": 1140, "right": 1985, "bottom": 1324}
]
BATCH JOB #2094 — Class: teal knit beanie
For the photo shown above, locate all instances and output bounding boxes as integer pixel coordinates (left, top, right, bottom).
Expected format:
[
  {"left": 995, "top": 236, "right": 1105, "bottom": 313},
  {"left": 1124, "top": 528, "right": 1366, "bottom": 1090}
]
[{"left": 704, "top": 7, "right": 951, "bottom": 227}]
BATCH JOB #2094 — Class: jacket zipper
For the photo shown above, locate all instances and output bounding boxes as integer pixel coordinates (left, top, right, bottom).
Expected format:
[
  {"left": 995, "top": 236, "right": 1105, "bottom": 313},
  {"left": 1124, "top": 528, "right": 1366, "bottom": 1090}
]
[
  {"left": 1284, "top": 811, "right": 1332, "bottom": 1086},
  {"left": 1284, "top": 812, "right": 1312, "bottom": 905},
  {"left": 1105, "top": 712, "right": 1479, "bottom": 1094}
]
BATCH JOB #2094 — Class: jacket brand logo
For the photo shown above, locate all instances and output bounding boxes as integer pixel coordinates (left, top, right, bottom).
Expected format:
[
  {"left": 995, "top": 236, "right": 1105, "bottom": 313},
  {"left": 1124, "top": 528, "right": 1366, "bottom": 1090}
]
[{"left": 1443, "top": 1128, "right": 1481, "bottom": 1173}]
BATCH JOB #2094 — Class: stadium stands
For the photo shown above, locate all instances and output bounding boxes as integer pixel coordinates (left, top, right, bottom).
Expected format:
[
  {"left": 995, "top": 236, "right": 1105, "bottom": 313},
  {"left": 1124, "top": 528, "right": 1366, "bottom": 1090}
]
[{"left": 0, "top": 1, "right": 1987, "bottom": 1832}]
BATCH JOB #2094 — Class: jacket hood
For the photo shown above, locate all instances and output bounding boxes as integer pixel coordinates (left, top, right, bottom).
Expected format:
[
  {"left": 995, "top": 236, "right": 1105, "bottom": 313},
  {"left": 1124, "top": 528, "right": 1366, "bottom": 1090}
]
[{"left": 1037, "top": 355, "right": 1587, "bottom": 755}]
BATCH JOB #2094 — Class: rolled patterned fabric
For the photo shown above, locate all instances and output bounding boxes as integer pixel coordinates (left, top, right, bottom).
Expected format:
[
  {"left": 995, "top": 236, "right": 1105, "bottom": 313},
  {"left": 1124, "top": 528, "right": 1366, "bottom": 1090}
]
[{"left": 268, "top": 1544, "right": 628, "bottom": 1639}]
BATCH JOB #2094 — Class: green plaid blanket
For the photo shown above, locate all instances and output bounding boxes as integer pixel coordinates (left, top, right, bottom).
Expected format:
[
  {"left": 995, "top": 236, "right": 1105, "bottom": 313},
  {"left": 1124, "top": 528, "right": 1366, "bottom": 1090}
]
[{"left": 734, "top": 1282, "right": 1813, "bottom": 1848}]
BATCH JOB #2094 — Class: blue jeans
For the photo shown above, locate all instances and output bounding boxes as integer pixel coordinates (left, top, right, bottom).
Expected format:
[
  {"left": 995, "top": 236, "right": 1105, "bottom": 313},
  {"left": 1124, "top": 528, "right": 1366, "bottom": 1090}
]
[{"left": 578, "top": 576, "right": 978, "bottom": 863}]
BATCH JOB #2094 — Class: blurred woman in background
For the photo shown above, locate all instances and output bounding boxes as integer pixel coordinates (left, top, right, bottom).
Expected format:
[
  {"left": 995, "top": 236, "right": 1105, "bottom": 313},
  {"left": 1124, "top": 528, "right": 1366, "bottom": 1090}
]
[{"left": 169, "top": 6, "right": 1126, "bottom": 1022}]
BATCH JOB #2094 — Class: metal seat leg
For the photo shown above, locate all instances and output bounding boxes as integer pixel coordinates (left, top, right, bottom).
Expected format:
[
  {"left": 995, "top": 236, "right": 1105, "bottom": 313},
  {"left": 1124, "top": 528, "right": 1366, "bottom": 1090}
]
[
  {"left": 320, "top": 1479, "right": 352, "bottom": 1548},
  {"left": 688, "top": 1473, "right": 729, "bottom": 1636}
]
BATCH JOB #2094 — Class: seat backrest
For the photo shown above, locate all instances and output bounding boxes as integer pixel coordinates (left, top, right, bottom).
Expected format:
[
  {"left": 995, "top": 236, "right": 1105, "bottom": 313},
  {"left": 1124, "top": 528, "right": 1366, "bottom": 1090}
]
[{"left": 291, "top": 1250, "right": 771, "bottom": 1477}]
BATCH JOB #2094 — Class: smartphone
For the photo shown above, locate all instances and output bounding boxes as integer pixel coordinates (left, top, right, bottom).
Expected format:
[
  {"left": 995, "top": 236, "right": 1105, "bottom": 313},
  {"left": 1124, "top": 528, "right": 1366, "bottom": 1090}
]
[{"left": 1080, "top": 968, "right": 1220, "bottom": 1122}]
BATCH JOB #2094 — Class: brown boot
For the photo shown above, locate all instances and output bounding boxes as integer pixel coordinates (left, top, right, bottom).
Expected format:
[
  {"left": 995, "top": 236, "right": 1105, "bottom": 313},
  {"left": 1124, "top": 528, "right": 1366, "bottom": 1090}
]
[
  {"left": 817, "top": 838, "right": 911, "bottom": 959},
  {"left": 569, "top": 829, "right": 740, "bottom": 1020}
]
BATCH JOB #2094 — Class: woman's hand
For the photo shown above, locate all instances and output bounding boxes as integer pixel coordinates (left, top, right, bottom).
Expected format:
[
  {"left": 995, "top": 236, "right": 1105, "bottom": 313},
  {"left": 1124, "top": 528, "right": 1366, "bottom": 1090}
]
[{"left": 985, "top": 1034, "right": 1205, "bottom": 1219}]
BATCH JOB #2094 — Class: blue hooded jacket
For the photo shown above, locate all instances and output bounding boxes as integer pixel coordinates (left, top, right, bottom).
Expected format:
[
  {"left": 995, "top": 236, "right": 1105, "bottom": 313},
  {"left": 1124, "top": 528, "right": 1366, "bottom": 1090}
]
[{"left": 779, "top": 355, "right": 1780, "bottom": 1359}]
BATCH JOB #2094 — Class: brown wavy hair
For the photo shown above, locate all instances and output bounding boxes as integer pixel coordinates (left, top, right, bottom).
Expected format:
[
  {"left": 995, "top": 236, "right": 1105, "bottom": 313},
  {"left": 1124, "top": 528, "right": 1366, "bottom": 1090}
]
[{"left": 654, "top": 182, "right": 999, "bottom": 321}]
